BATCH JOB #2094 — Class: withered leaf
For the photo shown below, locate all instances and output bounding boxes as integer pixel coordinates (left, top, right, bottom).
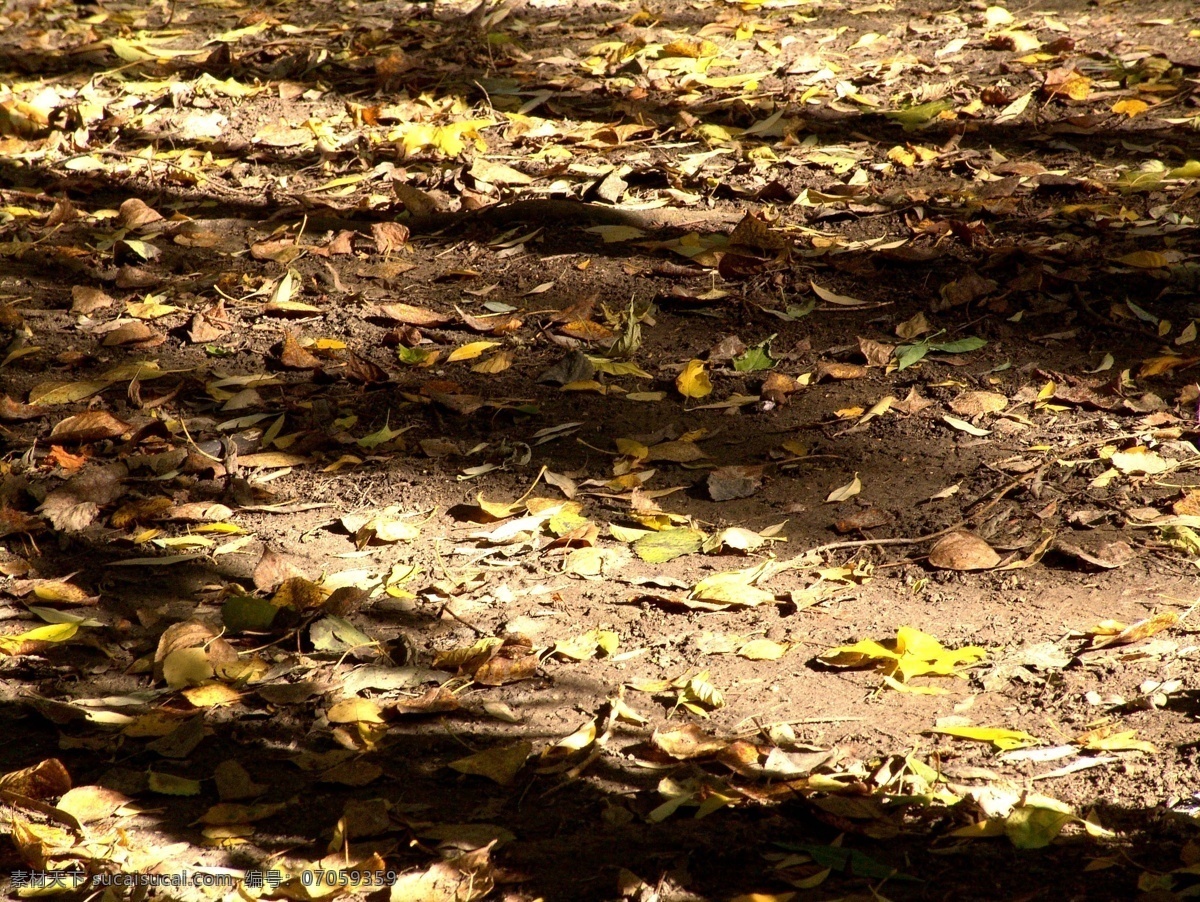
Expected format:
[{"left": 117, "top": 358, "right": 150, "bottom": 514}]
[
  {"left": 0, "top": 395, "right": 44, "bottom": 421},
  {"left": 393, "top": 686, "right": 460, "bottom": 716},
  {"left": 371, "top": 221, "right": 410, "bottom": 254},
  {"left": 49, "top": 411, "right": 132, "bottom": 444},
  {"left": 118, "top": 198, "right": 164, "bottom": 230},
  {"left": 39, "top": 462, "right": 127, "bottom": 532},
  {"left": 279, "top": 331, "right": 322, "bottom": 369},
  {"left": 707, "top": 465, "right": 764, "bottom": 502},
  {"left": 370, "top": 303, "right": 450, "bottom": 327},
  {"left": 102, "top": 321, "right": 163, "bottom": 348},
  {"left": 928, "top": 531, "right": 1000, "bottom": 571}
]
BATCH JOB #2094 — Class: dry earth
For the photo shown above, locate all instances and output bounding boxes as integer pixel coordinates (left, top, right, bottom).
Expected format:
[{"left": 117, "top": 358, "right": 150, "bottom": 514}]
[{"left": 3, "top": 0, "right": 1200, "bottom": 899}]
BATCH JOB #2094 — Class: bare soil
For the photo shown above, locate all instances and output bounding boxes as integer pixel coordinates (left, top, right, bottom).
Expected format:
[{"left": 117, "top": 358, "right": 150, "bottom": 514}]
[{"left": 3, "top": 0, "right": 1200, "bottom": 899}]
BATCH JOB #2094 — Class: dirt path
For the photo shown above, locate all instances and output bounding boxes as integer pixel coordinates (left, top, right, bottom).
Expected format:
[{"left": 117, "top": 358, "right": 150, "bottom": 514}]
[{"left": 3, "top": 0, "right": 1200, "bottom": 899}]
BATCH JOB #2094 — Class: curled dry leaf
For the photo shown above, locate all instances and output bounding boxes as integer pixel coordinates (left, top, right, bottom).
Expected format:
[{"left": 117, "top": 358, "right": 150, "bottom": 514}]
[
  {"left": 102, "top": 321, "right": 163, "bottom": 348},
  {"left": 371, "top": 221, "right": 410, "bottom": 254},
  {"left": 816, "top": 361, "right": 868, "bottom": 381},
  {"left": 48, "top": 411, "right": 132, "bottom": 443},
  {"left": 858, "top": 337, "right": 895, "bottom": 367},
  {"left": 928, "top": 531, "right": 1000, "bottom": 571},
  {"left": 1089, "top": 612, "right": 1178, "bottom": 649},
  {"left": 652, "top": 723, "right": 727, "bottom": 760}
]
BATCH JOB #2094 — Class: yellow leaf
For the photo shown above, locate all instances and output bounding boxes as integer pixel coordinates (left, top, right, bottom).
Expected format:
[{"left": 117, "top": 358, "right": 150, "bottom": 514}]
[
  {"left": 737, "top": 638, "right": 789, "bottom": 660},
  {"left": 328, "top": 695, "right": 384, "bottom": 724},
  {"left": 126, "top": 300, "right": 180, "bottom": 319},
  {"left": 676, "top": 359, "right": 712, "bottom": 398},
  {"left": 449, "top": 740, "right": 532, "bottom": 785},
  {"left": 448, "top": 340, "right": 499, "bottom": 362},
  {"left": 825, "top": 473, "right": 861, "bottom": 503},
  {"left": 1111, "top": 98, "right": 1149, "bottom": 117},
  {"left": 0, "top": 622, "right": 78, "bottom": 655},
  {"left": 928, "top": 725, "right": 1040, "bottom": 751},
  {"left": 471, "top": 351, "right": 512, "bottom": 374},
  {"left": 1114, "top": 250, "right": 1169, "bottom": 269},
  {"left": 1076, "top": 729, "right": 1156, "bottom": 753}
]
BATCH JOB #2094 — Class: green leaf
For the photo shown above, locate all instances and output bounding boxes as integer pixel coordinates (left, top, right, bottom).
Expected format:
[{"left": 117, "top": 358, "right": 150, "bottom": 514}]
[
  {"left": 397, "top": 346, "right": 438, "bottom": 366},
  {"left": 633, "top": 528, "right": 705, "bottom": 563},
  {"left": 895, "top": 343, "right": 929, "bottom": 370},
  {"left": 222, "top": 595, "right": 279, "bottom": 633},
  {"left": 1006, "top": 801, "right": 1075, "bottom": 849},
  {"left": 883, "top": 99, "right": 954, "bottom": 128},
  {"left": 929, "top": 337, "right": 986, "bottom": 354},
  {"left": 733, "top": 338, "right": 775, "bottom": 372}
]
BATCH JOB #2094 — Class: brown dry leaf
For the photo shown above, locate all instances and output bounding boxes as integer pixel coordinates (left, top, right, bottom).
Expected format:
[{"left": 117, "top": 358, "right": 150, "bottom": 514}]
[
  {"left": 118, "top": 198, "right": 164, "bottom": 230},
  {"left": 71, "top": 286, "right": 116, "bottom": 314},
  {"left": 1173, "top": 491, "right": 1200, "bottom": 516},
  {"left": 652, "top": 724, "right": 727, "bottom": 760},
  {"left": 47, "top": 446, "right": 89, "bottom": 471},
  {"left": 707, "top": 465, "right": 763, "bottom": 501},
  {"left": 253, "top": 550, "right": 313, "bottom": 592},
  {"left": 48, "top": 411, "right": 132, "bottom": 444},
  {"left": 342, "top": 350, "right": 389, "bottom": 384},
  {"left": 928, "top": 531, "right": 1000, "bottom": 571},
  {"left": 57, "top": 785, "right": 130, "bottom": 823},
  {"left": 559, "top": 320, "right": 614, "bottom": 341},
  {"left": 729, "top": 212, "right": 789, "bottom": 253},
  {"left": 279, "top": 331, "right": 321, "bottom": 369},
  {"left": 458, "top": 308, "right": 523, "bottom": 334},
  {"left": 188, "top": 303, "right": 230, "bottom": 343},
  {"left": 834, "top": 508, "right": 891, "bottom": 533},
  {"left": 393, "top": 181, "right": 443, "bottom": 217},
  {"left": 858, "top": 337, "right": 895, "bottom": 367},
  {"left": 0, "top": 395, "right": 43, "bottom": 421},
  {"left": 896, "top": 311, "right": 932, "bottom": 340},
  {"left": 893, "top": 386, "right": 934, "bottom": 415},
  {"left": 950, "top": 391, "right": 1008, "bottom": 416},
  {"left": 551, "top": 294, "right": 598, "bottom": 324},
  {"left": 371, "top": 303, "right": 450, "bottom": 326},
  {"left": 1042, "top": 66, "right": 1092, "bottom": 101},
  {"left": 39, "top": 462, "right": 127, "bottom": 532},
  {"left": 473, "top": 649, "right": 539, "bottom": 686},
  {"left": 392, "top": 686, "right": 460, "bottom": 716},
  {"left": 645, "top": 440, "right": 705, "bottom": 463},
  {"left": 760, "top": 371, "right": 797, "bottom": 403},
  {"left": 935, "top": 272, "right": 998, "bottom": 311},
  {"left": 31, "top": 579, "right": 96, "bottom": 605},
  {"left": 371, "top": 221, "right": 410, "bottom": 254},
  {"left": 103, "top": 321, "right": 163, "bottom": 347},
  {"left": 0, "top": 758, "right": 72, "bottom": 798},
  {"left": 390, "top": 848, "right": 496, "bottom": 902},
  {"left": 272, "top": 577, "right": 326, "bottom": 611},
  {"left": 1053, "top": 537, "right": 1134, "bottom": 571},
  {"left": 816, "top": 362, "right": 868, "bottom": 381},
  {"left": 111, "top": 496, "right": 174, "bottom": 528}
]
